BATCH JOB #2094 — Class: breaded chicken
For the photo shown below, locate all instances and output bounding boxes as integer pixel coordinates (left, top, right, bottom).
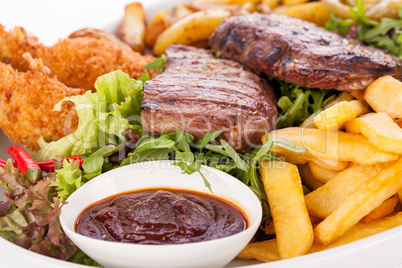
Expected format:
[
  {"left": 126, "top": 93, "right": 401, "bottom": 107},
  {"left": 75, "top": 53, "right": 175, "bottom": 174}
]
[
  {"left": 0, "top": 53, "right": 85, "bottom": 151},
  {"left": 0, "top": 26, "right": 157, "bottom": 91}
]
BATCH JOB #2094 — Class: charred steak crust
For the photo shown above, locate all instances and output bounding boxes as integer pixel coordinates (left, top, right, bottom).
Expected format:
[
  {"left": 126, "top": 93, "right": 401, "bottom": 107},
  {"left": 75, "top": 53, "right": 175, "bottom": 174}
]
[
  {"left": 209, "top": 13, "right": 402, "bottom": 91},
  {"left": 142, "top": 45, "right": 278, "bottom": 152}
]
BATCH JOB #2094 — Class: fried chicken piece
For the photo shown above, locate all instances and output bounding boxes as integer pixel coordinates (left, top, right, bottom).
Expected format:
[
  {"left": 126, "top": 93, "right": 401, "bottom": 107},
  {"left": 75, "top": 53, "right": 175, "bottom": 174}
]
[
  {"left": 0, "top": 25, "right": 156, "bottom": 91},
  {"left": 0, "top": 53, "right": 85, "bottom": 151}
]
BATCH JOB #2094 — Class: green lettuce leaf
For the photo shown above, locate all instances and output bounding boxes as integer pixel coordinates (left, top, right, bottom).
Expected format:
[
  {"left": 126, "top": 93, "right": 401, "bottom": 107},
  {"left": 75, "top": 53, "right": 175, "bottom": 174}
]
[
  {"left": 325, "top": 0, "right": 402, "bottom": 58},
  {"left": 52, "top": 159, "right": 84, "bottom": 203},
  {"left": 35, "top": 70, "right": 144, "bottom": 161}
]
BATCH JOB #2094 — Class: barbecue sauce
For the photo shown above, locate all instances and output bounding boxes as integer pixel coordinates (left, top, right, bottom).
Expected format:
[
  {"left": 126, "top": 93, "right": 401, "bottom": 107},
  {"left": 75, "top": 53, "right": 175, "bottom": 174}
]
[{"left": 75, "top": 189, "right": 247, "bottom": 244}]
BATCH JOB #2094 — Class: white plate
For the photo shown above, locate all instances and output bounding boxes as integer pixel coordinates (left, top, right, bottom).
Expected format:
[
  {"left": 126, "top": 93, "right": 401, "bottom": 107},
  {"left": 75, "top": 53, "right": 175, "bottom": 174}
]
[{"left": 1, "top": 1, "right": 402, "bottom": 268}]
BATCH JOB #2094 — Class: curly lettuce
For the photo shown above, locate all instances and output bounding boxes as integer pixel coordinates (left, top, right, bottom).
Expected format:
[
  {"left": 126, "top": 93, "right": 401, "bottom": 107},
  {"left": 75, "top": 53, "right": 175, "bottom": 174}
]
[{"left": 35, "top": 70, "right": 144, "bottom": 161}]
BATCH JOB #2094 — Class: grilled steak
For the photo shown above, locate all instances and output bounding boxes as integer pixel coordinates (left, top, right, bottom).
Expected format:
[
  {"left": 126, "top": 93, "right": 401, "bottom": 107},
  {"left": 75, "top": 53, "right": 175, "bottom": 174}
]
[
  {"left": 142, "top": 45, "right": 277, "bottom": 152},
  {"left": 209, "top": 13, "right": 402, "bottom": 91}
]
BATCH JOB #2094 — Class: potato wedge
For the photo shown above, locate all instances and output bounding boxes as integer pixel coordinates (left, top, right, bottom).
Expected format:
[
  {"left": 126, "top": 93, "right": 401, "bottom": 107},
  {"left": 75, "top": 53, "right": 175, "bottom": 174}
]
[
  {"left": 145, "top": 11, "right": 170, "bottom": 47},
  {"left": 305, "top": 163, "right": 386, "bottom": 219},
  {"left": 154, "top": 9, "right": 231, "bottom": 55},
  {"left": 261, "top": 0, "right": 279, "bottom": 9},
  {"left": 361, "top": 196, "right": 399, "bottom": 223},
  {"left": 308, "top": 161, "right": 338, "bottom": 183},
  {"left": 314, "top": 100, "right": 369, "bottom": 131},
  {"left": 282, "top": 0, "right": 309, "bottom": 5},
  {"left": 364, "top": 75, "right": 402, "bottom": 118},
  {"left": 197, "top": 0, "right": 259, "bottom": 4},
  {"left": 314, "top": 159, "right": 402, "bottom": 245},
  {"left": 260, "top": 161, "right": 313, "bottom": 259},
  {"left": 266, "top": 128, "right": 398, "bottom": 165},
  {"left": 309, "top": 212, "right": 402, "bottom": 253},
  {"left": 298, "top": 164, "right": 324, "bottom": 191},
  {"left": 345, "top": 112, "right": 402, "bottom": 154},
  {"left": 237, "top": 239, "right": 280, "bottom": 262},
  {"left": 120, "top": 2, "right": 146, "bottom": 53},
  {"left": 273, "top": 2, "right": 331, "bottom": 26},
  {"left": 170, "top": 4, "right": 194, "bottom": 23}
]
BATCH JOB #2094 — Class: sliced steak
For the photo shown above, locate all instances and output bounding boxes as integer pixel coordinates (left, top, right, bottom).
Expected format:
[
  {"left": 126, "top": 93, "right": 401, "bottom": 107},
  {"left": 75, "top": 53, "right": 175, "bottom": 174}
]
[
  {"left": 142, "top": 45, "right": 277, "bottom": 152},
  {"left": 209, "top": 13, "right": 402, "bottom": 91}
]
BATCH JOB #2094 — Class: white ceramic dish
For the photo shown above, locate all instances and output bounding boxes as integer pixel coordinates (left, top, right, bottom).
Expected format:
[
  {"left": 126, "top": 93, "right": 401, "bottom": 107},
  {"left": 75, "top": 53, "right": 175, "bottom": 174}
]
[
  {"left": 60, "top": 161, "right": 262, "bottom": 268},
  {"left": 1, "top": 1, "right": 402, "bottom": 268}
]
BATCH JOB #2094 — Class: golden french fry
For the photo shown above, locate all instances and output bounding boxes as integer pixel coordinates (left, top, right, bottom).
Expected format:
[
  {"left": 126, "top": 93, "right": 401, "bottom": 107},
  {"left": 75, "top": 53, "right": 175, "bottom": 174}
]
[
  {"left": 314, "top": 159, "right": 402, "bottom": 245},
  {"left": 266, "top": 128, "right": 398, "bottom": 165},
  {"left": 345, "top": 112, "right": 402, "bottom": 154},
  {"left": 154, "top": 9, "right": 230, "bottom": 55},
  {"left": 350, "top": 91, "right": 365, "bottom": 100},
  {"left": 305, "top": 163, "right": 388, "bottom": 219},
  {"left": 237, "top": 239, "right": 280, "bottom": 262},
  {"left": 260, "top": 161, "right": 313, "bottom": 259},
  {"left": 309, "top": 212, "right": 402, "bottom": 253},
  {"left": 308, "top": 161, "right": 338, "bottom": 183},
  {"left": 145, "top": 11, "right": 170, "bottom": 47},
  {"left": 120, "top": 2, "right": 146, "bottom": 53},
  {"left": 364, "top": 75, "right": 402, "bottom": 118},
  {"left": 361, "top": 196, "right": 399, "bottom": 223},
  {"left": 314, "top": 100, "right": 369, "bottom": 131},
  {"left": 298, "top": 164, "right": 324, "bottom": 191},
  {"left": 273, "top": 2, "right": 331, "bottom": 26}
]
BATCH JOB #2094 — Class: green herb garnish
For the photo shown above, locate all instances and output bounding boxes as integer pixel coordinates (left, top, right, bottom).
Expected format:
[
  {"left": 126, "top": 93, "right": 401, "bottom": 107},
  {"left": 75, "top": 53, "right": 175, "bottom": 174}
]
[{"left": 144, "top": 54, "right": 167, "bottom": 74}]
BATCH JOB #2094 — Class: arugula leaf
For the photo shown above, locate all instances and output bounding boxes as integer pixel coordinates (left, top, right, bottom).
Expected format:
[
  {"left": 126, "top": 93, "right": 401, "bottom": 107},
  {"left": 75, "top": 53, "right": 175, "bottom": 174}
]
[
  {"left": 272, "top": 78, "right": 335, "bottom": 128},
  {"left": 144, "top": 54, "right": 167, "bottom": 74},
  {"left": 325, "top": 0, "right": 402, "bottom": 58}
]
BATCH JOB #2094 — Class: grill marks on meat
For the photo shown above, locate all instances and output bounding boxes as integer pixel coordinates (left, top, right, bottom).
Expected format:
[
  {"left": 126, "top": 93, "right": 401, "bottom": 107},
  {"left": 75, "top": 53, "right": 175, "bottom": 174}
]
[
  {"left": 142, "top": 45, "right": 277, "bottom": 152},
  {"left": 209, "top": 14, "right": 402, "bottom": 91}
]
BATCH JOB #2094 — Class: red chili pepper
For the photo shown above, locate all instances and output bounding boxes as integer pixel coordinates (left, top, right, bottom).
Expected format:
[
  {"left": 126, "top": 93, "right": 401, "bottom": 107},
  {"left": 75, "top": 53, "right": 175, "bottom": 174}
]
[
  {"left": 7, "top": 145, "right": 42, "bottom": 183},
  {"left": 0, "top": 159, "right": 7, "bottom": 168},
  {"left": 38, "top": 156, "right": 84, "bottom": 173},
  {"left": 0, "top": 159, "right": 17, "bottom": 168}
]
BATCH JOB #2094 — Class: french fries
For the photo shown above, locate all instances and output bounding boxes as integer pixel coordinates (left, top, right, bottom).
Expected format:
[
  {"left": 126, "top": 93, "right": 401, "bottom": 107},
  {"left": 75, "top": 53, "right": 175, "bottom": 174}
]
[
  {"left": 345, "top": 112, "right": 402, "bottom": 154},
  {"left": 145, "top": 11, "right": 170, "bottom": 47},
  {"left": 153, "top": 9, "right": 230, "bottom": 55},
  {"left": 360, "top": 196, "right": 399, "bottom": 223},
  {"left": 273, "top": 2, "right": 331, "bottom": 26},
  {"left": 237, "top": 239, "right": 280, "bottom": 262},
  {"left": 309, "top": 212, "right": 402, "bottom": 253},
  {"left": 314, "top": 159, "right": 402, "bottom": 245},
  {"left": 260, "top": 161, "right": 313, "bottom": 259},
  {"left": 314, "top": 100, "right": 369, "bottom": 131},
  {"left": 305, "top": 163, "right": 387, "bottom": 219},
  {"left": 308, "top": 161, "right": 338, "bottom": 183},
  {"left": 298, "top": 164, "right": 324, "bottom": 191},
  {"left": 364, "top": 75, "right": 402, "bottom": 118},
  {"left": 266, "top": 128, "right": 398, "bottom": 165},
  {"left": 120, "top": 3, "right": 146, "bottom": 53}
]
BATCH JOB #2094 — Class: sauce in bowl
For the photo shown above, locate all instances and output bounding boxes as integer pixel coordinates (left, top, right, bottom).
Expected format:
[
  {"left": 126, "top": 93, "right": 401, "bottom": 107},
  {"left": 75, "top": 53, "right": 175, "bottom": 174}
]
[{"left": 75, "top": 188, "right": 247, "bottom": 245}]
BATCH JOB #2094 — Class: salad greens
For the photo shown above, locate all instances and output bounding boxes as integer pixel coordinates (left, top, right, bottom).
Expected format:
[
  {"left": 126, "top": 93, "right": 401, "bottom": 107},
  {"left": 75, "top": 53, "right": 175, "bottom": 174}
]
[
  {"left": 271, "top": 78, "right": 335, "bottom": 128},
  {"left": 34, "top": 70, "right": 144, "bottom": 161},
  {"left": 325, "top": 0, "right": 402, "bottom": 58},
  {"left": 0, "top": 65, "right": 309, "bottom": 266}
]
